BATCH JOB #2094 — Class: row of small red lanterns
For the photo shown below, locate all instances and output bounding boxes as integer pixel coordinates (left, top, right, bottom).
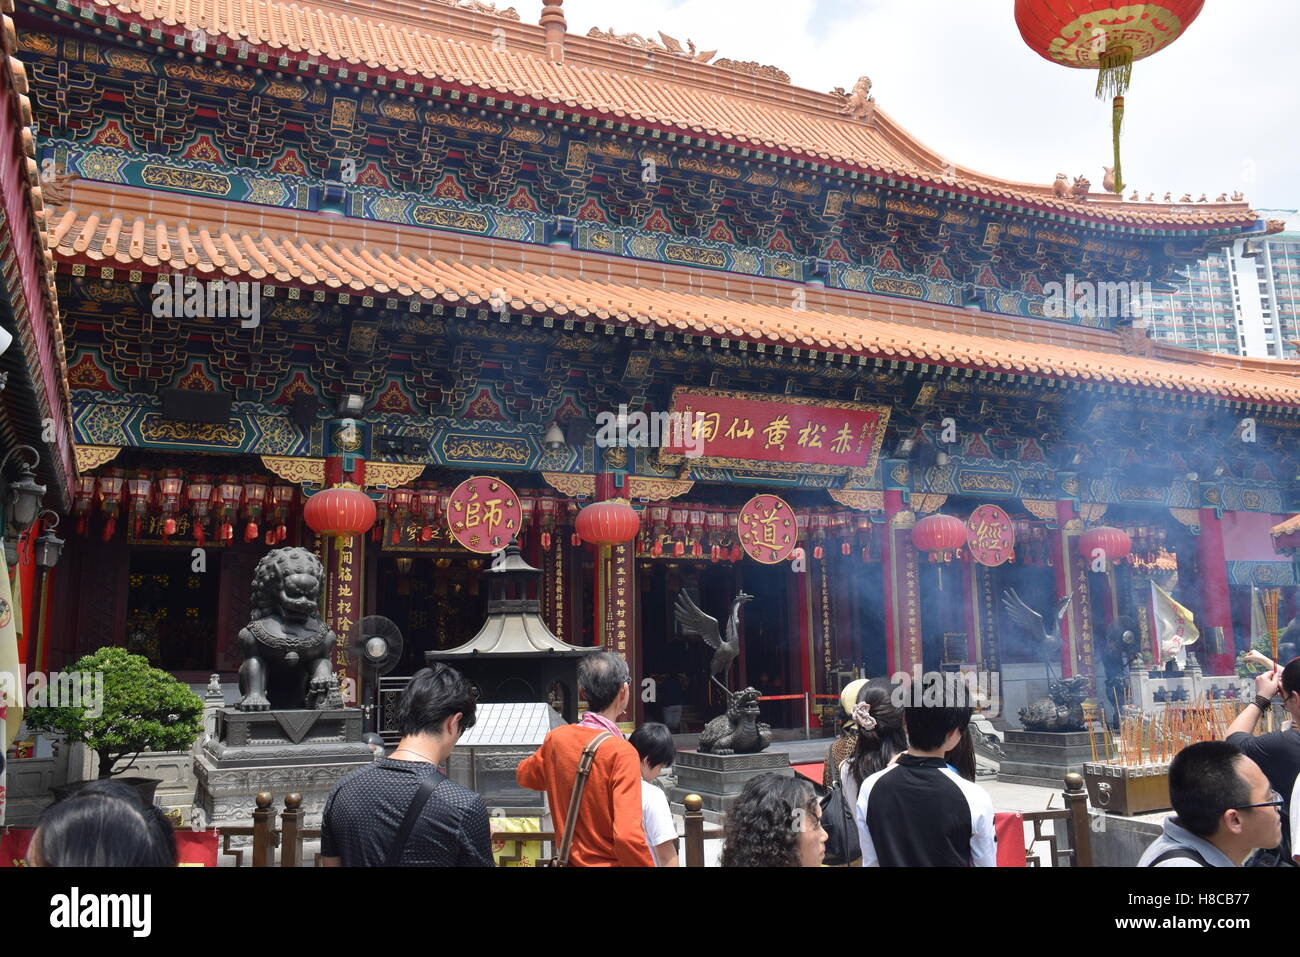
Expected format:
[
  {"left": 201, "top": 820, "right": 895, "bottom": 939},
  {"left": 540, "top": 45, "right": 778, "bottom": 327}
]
[{"left": 74, "top": 469, "right": 297, "bottom": 545}]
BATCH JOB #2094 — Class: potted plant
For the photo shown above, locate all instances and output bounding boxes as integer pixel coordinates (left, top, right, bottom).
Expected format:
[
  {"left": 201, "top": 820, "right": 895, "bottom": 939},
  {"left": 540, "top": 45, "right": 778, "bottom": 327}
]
[{"left": 25, "top": 646, "right": 204, "bottom": 806}]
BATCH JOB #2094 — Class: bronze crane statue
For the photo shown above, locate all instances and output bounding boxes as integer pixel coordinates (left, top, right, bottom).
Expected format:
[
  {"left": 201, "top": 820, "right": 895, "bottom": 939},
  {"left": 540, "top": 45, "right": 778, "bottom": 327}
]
[
  {"left": 1001, "top": 587, "right": 1074, "bottom": 682},
  {"left": 674, "top": 589, "right": 753, "bottom": 697}
]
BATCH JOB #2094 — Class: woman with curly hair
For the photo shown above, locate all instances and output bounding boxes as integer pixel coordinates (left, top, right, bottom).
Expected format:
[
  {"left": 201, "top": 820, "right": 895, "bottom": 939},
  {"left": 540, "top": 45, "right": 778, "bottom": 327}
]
[
  {"left": 719, "top": 773, "right": 826, "bottom": 867},
  {"left": 838, "top": 682, "right": 908, "bottom": 812}
]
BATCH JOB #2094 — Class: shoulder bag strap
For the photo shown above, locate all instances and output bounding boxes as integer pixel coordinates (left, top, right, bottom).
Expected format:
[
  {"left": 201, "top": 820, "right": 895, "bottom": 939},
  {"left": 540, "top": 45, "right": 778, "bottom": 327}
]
[
  {"left": 386, "top": 773, "right": 440, "bottom": 867},
  {"left": 553, "top": 731, "right": 614, "bottom": 867},
  {"left": 1148, "top": 846, "right": 1211, "bottom": 867}
]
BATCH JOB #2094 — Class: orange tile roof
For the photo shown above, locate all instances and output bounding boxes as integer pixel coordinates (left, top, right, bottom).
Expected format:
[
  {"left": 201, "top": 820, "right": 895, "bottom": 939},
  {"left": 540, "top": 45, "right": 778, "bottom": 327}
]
[
  {"left": 51, "top": 183, "right": 1300, "bottom": 408},
  {"left": 71, "top": 0, "right": 1258, "bottom": 231},
  {"left": 1273, "top": 515, "right": 1300, "bottom": 537},
  {"left": 0, "top": 16, "right": 74, "bottom": 500}
]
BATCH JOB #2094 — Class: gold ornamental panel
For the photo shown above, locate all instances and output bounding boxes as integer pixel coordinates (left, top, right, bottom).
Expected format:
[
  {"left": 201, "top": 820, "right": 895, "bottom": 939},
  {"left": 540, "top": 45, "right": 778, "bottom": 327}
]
[
  {"left": 1020, "top": 499, "right": 1057, "bottom": 522},
  {"left": 260, "top": 456, "right": 324, "bottom": 486},
  {"left": 75, "top": 444, "right": 122, "bottom": 474},
  {"left": 626, "top": 477, "right": 693, "bottom": 500},
  {"left": 541, "top": 472, "right": 595, "bottom": 498},
  {"left": 829, "top": 489, "right": 884, "bottom": 511},
  {"left": 367, "top": 463, "right": 428, "bottom": 488},
  {"left": 911, "top": 494, "right": 948, "bottom": 515},
  {"left": 1168, "top": 507, "right": 1202, "bottom": 531}
]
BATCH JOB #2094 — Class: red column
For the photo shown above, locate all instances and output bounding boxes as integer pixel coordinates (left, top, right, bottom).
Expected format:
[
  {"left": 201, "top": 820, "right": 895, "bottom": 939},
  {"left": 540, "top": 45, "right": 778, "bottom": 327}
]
[
  {"left": 1053, "top": 498, "right": 1094, "bottom": 680},
  {"left": 796, "top": 554, "right": 816, "bottom": 728},
  {"left": 882, "top": 489, "right": 921, "bottom": 675},
  {"left": 591, "top": 473, "right": 638, "bottom": 724},
  {"left": 1197, "top": 507, "right": 1236, "bottom": 675}
]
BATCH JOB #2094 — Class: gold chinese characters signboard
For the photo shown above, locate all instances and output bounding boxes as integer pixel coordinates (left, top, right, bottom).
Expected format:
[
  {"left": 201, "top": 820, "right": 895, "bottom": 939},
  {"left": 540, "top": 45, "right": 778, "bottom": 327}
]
[
  {"left": 738, "top": 494, "right": 797, "bottom": 564},
  {"left": 445, "top": 476, "right": 522, "bottom": 553},
  {"left": 660, "top": 387, "right": 890, "bottom": 475}
]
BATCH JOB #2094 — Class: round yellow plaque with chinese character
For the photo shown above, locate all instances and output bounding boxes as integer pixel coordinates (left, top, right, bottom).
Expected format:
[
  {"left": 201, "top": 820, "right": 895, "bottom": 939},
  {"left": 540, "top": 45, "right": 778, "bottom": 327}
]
[
  {"left": 737, "top": 494, "right": 797, "bottom": 564},
  {"left": 445, "top": 476, "right": 522, "bottom": 553}
]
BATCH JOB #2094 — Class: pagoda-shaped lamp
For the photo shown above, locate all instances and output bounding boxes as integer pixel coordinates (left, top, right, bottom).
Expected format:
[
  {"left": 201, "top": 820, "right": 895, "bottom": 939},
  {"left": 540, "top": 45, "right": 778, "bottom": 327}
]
[{"left": 426, "top": 538, "right": 595, "bottom": 722}]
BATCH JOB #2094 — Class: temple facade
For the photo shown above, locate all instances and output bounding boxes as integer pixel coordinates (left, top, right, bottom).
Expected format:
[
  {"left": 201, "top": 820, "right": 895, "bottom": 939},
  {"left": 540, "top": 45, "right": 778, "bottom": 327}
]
[{"left": 16, "top": 0, "right": 1300, "bottom": 731}]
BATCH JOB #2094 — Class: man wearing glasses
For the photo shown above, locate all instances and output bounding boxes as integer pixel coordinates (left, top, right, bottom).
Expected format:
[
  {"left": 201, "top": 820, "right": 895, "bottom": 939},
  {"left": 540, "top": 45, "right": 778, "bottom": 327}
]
[
  {"left": 1139, "top": 741, "right": 1283, "bottom": 867},
  {"left": 1226, "top": 656, "right": 1300, "bottom": 865}
]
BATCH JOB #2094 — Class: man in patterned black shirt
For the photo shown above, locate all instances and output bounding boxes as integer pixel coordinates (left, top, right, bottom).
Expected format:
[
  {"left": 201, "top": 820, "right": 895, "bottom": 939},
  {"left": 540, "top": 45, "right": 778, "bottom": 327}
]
[{"left": 322, "top": 664, "right": 494, "bottom": 866}]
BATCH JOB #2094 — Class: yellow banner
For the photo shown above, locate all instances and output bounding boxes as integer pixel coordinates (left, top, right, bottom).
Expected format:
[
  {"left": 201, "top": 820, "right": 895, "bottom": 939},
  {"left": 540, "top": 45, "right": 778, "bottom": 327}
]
[
  {"left": 1152, "top": 581, "right": 1199, "bottom": 662},
  {"left": 0, "top": 550, "right": 22, "bottom": 748}
]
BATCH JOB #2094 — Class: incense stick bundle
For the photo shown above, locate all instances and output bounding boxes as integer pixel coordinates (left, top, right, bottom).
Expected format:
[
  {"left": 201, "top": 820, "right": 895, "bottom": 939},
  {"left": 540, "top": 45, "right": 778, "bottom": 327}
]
[{"left": 1264, "top": 588, "right": 1281, "bottom": 673}]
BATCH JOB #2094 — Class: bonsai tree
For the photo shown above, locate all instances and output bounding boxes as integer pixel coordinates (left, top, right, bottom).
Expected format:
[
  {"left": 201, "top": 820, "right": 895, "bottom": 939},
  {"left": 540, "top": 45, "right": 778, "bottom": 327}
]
[{"left": 25, "top": 646, "right": 204, "bottom": 779}]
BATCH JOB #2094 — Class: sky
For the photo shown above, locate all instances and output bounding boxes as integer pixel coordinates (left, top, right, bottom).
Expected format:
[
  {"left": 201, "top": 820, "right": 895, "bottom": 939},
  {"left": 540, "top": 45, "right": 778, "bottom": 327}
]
[{"left": 511, "top": 0, "right": 1300, "bottom": 211}]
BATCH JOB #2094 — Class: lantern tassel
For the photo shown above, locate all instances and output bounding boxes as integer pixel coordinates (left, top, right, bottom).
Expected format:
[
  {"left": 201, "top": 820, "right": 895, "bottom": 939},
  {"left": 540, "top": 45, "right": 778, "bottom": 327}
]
[
  {"left": 1095, "top": 47, "right": 1133, "bottom": 99},
  {"left": 1110, "top": 95, "right": 1125, "bottom": 195}
]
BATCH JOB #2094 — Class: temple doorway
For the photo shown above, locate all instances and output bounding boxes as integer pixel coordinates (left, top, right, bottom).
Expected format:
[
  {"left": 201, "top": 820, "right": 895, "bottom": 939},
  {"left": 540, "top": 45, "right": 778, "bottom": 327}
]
[{"left": 374, "top": 554, "right": 488, "bottom": 674}]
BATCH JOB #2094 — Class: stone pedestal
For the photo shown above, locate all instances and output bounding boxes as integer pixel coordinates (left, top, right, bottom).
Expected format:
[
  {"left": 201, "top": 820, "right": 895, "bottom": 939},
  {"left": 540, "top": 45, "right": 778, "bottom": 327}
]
[
  {"left": 193, "top": 707, "right": 372, "bottom": 831},
  {"left": 997, "top": 730, "right": 1093, "bottom": 787},
  {"left": 667, "top": 750, "right": 792, "bottom": 821}
]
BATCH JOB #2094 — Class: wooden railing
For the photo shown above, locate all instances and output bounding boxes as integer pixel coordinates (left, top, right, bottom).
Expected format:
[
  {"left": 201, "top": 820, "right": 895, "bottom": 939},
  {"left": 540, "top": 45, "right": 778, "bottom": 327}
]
[{"left": 186, "top": 771, "right": 1093, "bottom": 867}]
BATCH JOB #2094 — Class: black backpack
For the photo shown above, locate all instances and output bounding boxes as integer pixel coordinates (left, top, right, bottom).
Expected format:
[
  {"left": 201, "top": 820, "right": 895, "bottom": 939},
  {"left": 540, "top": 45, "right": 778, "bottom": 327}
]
[{"left": 818, "top": 778, "right": 861, "bottom": 866}]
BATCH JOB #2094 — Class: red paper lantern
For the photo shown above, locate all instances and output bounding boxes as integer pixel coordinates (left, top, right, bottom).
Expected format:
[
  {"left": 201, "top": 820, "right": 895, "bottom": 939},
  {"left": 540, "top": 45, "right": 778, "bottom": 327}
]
[
  {"left": 304, "top": 487, "right": 377, "bottom": 539},
  {"left": 126, "top": 473, "right": 152, "bottom": 539},
  {"left": 243, "top": 479, "right": 267, "bottom": 543},
  {"left": 912, "top": 513, "right": 967, "bottom": 563},
  {"left": 97, "top": 472, "right": 126, "bottom": 542},
  {"left": 187, "top": 475, "right": 214, "bottom": 545},
  {"left": 1078, "top": 525, "right": 1132, "bottom": 566},
  {"left": 575, "top": 499, "right": 640, "bottom": 546},
  {"left": 73, "top": 476, "right": 96, "bottom": 535},
  {"left": 1014, "top": 0, "right": 1204, "bottom": 195}
]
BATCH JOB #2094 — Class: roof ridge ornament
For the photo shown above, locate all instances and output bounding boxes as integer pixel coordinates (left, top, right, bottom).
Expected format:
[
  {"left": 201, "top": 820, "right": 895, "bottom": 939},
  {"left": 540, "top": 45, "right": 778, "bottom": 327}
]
[{"left": 837, "top": 76, "right": 874, "bottom": 124}]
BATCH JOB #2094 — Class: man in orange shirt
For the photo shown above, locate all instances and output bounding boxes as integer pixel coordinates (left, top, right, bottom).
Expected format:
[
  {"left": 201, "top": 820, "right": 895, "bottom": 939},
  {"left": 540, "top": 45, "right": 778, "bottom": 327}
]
[{"left": 517, "top": 652, "right": 654, "bottom": 866}]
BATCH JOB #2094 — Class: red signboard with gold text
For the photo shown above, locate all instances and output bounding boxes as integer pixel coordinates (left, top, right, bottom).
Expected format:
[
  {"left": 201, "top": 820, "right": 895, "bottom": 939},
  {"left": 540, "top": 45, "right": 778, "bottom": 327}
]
[
  {"left": 738, "top": 494, "right": 798, "bottom": 564},
  {"left": 966, "top": 504, "right": 1016, "bottom": 567},
  {"left": 445, "top": 476, "right": 522, "bottom": 553},
  {"left": 661, "top": 388, "right": 889, "bottom": 473}
]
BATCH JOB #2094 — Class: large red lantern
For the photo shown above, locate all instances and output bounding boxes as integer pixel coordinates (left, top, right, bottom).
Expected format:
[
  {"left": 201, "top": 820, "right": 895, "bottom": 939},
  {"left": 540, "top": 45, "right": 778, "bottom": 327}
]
[
  {"left": 1014, "top": 1, "right": 1204, "bottom": 195},
  {"left": 912, "top": 513, "right": 967, "bottom": 563},
  {"left": 575, "top": 499, "right": 640, "bottom": 547},
  {"left": 304, "top": 487, "right": 377, "bottom": 539},
  {"left": 1078, "top": 525, "right": 1132, "bottom": 568}
]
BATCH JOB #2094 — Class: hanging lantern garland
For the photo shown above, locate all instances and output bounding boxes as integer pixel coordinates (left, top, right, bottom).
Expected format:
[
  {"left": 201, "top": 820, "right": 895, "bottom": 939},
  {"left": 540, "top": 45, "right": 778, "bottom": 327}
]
[{"left": 1014, "top": 1, "right": 1205, "bottom": 196}]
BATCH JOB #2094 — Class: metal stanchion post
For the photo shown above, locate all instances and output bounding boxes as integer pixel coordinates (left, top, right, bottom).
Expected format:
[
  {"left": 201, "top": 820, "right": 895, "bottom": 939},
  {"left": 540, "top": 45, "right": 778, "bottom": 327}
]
[{"left": 804, "top": 692, "right": 810, "bottom": 739}]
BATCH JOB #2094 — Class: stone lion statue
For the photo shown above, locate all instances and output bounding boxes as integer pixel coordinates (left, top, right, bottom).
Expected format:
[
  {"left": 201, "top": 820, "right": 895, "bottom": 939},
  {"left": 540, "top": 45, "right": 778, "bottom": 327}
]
[
  {"left": 699, "top": 686, "right": 771, "bottom": 755},
  {"left": 236, "top": 547, "right": 341, "bottom": 712}
]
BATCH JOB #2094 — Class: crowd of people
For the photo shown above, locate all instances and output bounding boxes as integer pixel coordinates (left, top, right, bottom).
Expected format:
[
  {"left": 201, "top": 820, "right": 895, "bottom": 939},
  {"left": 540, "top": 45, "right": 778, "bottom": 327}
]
[{"left": 17, "top": 652, "right": 1300, "bottom": 868}]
